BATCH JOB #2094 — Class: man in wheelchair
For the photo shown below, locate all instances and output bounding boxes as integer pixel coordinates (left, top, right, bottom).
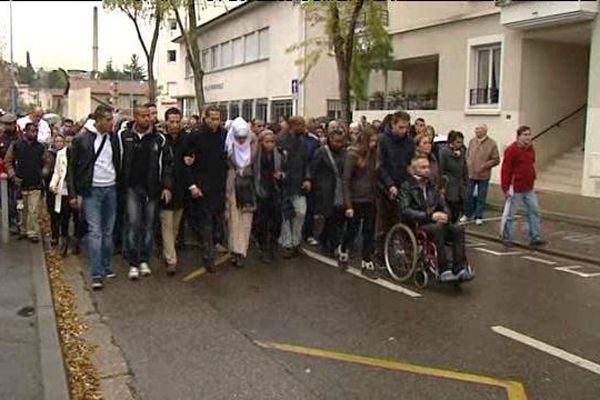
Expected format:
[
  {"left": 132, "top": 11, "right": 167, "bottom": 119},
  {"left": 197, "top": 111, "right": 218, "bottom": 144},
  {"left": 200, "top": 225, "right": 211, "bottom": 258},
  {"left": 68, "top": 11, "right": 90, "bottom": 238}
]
[{"left": 400, "top": 156, "right": 474, "bottom": 282}]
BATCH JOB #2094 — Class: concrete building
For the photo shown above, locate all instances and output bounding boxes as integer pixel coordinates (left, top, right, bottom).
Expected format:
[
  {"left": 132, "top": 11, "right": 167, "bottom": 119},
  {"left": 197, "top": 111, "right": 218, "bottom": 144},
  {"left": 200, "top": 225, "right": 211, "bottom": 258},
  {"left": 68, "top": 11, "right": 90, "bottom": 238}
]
[
  {"left": 356, "top": 0, "right": 600, "bottom": 198},
  {"left": 169, "top": 1, "right": 339, "bottom": 121}
]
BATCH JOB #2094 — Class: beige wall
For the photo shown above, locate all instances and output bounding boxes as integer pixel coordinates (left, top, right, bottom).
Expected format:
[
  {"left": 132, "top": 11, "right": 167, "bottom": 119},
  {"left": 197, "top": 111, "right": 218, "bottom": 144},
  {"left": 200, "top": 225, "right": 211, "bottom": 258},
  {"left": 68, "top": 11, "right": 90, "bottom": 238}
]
[
  {"left": 583, "top": 16, "right": 600, "bottom": 197},
  {"left": 519, "top": 40, "right": 589, "bottom": 169},
  {"left": 387, "top": 1, "right": 497, "bottom": 33},
  {"left": 68, "top": 88, "right": 91, "bottom": 122}
]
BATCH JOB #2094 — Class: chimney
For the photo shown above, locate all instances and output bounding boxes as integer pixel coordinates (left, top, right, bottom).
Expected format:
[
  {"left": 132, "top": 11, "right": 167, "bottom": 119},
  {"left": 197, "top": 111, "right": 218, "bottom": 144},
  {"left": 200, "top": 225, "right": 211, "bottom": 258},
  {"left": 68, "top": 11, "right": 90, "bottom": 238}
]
[{"left": 92, "top": 6, "right": 98, "bottom": 78}]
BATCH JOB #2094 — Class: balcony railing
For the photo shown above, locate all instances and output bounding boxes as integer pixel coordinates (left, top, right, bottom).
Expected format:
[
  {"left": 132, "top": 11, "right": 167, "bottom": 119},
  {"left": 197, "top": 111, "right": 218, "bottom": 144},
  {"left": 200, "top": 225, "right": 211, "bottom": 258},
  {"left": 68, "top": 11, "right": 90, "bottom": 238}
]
[
  {"left": 469, "top": 88, "right": 500, "bottom": 106},
  {"left": 368, "top": 92, "right": 438, "bottom": 111}
]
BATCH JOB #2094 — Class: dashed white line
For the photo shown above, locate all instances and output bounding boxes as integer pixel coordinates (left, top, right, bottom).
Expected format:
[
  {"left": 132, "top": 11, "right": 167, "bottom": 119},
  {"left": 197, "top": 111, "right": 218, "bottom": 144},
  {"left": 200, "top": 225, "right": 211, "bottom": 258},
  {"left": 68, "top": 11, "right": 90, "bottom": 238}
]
[
  {"left": 554, "top": 265, "right": 600, "bottom": 278},
  {"left": 521, "top": 256, "right": 557, "bottom": 265},
  {"left": 492, "top": 325, "right": 600, "bottom": 376},
  {"left": 302, "top": 248, "right": 422, "bottom": 298},
  {"left": 474, "top": 247, "right": 522, "bottom": 256}
]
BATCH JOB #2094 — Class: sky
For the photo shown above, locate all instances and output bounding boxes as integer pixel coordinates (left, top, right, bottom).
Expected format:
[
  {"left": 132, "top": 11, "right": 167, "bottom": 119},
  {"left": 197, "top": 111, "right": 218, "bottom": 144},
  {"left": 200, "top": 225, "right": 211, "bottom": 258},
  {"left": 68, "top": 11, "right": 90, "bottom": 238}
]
[{"left": 0, "top": 1, "right": 242, "bottom": 73}]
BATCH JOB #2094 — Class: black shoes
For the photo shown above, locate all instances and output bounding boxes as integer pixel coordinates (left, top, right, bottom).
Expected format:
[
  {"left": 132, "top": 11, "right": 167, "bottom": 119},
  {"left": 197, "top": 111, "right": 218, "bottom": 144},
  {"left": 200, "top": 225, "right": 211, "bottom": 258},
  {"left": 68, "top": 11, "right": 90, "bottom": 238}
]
[{"left": 530, "top": 239, "right": 547, "bottom": 247}]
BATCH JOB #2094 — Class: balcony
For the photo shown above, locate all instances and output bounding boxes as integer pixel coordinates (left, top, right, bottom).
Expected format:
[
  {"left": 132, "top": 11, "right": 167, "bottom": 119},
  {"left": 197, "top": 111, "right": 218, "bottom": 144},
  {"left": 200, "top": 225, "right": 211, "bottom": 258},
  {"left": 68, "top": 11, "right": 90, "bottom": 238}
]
[{"left": 498, "top": 0, "right": 597, "bottom": 30}]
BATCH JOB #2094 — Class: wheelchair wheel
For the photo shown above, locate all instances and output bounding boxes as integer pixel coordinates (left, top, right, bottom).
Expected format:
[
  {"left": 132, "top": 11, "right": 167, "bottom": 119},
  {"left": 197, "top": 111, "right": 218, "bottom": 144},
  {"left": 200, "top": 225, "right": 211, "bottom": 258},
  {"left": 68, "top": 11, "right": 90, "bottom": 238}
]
[
  {"left": 384, "top": 223, "right": 418, "bottom": 282},
  {"left": 414, "top": 268, "right": 429, "bottom": 289}
]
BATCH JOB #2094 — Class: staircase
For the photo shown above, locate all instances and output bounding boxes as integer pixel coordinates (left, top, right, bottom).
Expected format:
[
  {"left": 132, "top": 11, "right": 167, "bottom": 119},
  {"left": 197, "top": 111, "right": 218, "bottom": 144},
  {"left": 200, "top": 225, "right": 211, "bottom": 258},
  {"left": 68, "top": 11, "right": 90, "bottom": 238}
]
[{"left": 536, "top": 144, "right": 584, "bottom": 194}]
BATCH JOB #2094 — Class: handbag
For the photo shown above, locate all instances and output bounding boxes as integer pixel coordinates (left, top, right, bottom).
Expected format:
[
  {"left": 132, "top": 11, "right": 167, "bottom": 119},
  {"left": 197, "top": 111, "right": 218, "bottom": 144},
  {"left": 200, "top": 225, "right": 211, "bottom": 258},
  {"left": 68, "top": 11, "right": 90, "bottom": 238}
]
[{"left": 234, "top": 167, "right": 256, "bottom": 211}]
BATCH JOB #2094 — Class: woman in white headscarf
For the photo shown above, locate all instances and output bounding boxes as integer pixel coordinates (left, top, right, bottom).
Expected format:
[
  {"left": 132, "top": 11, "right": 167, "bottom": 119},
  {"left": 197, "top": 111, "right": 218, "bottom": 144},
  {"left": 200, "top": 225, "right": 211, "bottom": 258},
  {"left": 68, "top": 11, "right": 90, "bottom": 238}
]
[{"left": 225, "top": 117, "right": 258, "bottom": 267}]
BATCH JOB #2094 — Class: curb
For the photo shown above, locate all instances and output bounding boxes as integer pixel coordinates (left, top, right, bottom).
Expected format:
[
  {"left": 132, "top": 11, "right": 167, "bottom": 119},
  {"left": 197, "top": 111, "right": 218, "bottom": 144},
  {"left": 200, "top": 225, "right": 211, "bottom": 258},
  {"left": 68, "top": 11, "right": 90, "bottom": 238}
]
[
  {"left": 31, "top": 241, "right": 71, "bottom": 400},
  {"left": 466, "top": 229, "right": 600, "bottom": 267}
]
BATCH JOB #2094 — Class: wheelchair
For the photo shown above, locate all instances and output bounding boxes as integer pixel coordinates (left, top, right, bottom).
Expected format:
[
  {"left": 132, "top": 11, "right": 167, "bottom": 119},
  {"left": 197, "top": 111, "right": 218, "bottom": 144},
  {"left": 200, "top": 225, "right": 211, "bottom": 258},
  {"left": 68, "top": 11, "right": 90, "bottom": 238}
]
[{"left": 383, "top": 222, "right": 470, "bottom": 288}]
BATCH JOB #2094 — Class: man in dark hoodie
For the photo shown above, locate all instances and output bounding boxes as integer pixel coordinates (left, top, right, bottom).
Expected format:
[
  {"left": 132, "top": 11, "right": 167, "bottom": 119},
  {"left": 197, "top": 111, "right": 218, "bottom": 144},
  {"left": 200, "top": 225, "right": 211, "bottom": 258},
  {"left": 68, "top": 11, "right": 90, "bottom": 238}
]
[
  {"left": 183, "top": 105, "right": 228, "bottom": 273},
  {"left": 376, "top": 111, "right": 415, "bottom": 253},
  {"left": 117, "top": 105, "right": 172, "bottom": 281}
]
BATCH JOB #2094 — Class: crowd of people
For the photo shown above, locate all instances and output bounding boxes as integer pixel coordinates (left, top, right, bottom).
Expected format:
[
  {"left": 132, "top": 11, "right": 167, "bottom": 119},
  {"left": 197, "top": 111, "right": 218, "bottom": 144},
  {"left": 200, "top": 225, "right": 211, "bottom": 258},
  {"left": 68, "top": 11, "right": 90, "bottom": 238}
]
[{"left": 0, "top": 103, "right": 546, "bottom": 290}]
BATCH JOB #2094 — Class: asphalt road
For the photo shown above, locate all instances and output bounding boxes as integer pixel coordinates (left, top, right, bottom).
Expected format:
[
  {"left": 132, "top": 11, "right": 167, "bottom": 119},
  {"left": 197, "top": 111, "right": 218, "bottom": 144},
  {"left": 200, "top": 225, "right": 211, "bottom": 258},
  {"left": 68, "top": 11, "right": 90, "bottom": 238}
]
[{"left": 85, "top": 237, "right": 600, "bottom": 400}]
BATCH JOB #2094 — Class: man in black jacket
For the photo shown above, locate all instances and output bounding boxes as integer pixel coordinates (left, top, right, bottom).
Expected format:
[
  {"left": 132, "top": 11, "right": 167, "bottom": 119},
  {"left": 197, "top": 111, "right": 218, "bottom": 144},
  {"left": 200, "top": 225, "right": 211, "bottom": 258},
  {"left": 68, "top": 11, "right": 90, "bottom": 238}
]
[
  {"left": 182, "top": 105, "right": 227, "bottom": 273},
  {"left": 68, "top": 105, "right": 121, "bottom": 290},
  {"left": 400, "top": 156, "right": 473, "bottom": 282},
  {"left": 4, "top": 122, "right": 46, "bottom": 242},
  {"left": 117, "top": 105, "right": 172, "bottom": 280},
  {"left": 277, "top": 116, "right": 312, "bottom": 258},
  {"left": 376, "top": 111, "right": 415, "bottom": 253},
  {"left": 159, "top": 107, "right": 186, "bottom": 276}
]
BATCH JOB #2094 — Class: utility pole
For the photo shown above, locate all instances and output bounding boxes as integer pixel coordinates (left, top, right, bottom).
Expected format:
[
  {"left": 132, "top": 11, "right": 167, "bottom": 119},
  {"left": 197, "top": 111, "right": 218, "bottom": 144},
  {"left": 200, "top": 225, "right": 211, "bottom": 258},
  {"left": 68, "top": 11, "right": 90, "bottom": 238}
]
[{"left": 9, "top": 0, "right": 18, "bottom": 113}]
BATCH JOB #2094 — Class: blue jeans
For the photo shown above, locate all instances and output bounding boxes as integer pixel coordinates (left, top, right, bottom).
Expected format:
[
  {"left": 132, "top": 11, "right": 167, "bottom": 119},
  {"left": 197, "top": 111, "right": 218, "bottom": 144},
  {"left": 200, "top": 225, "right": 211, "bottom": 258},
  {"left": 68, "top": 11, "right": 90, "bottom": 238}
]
[
  {"left": 83, "top": 186, "right": 117, "bottom": 279},
  {"left": 279, "top": 195, "right": 307, "bottom": 249},
  {"left": 502, "top": 190, "right": 542, "bottom": 242},
  {"left": 124, "top": 186, "right": 157, "bottom": 266},
  {"left": 465, "top": 179, "right": 489, "bottom": 220}
]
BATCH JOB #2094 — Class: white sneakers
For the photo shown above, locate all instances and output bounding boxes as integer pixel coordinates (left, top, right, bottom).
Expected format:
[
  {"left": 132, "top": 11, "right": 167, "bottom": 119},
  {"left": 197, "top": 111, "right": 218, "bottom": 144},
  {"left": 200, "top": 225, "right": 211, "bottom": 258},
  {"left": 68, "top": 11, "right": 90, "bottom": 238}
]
[
  {"left": 140, "top": 262, "right": 152, "bottom": 277},
  {"left": 459, "top": 215, "right": 468, "bottom": 224},
  {"left": 475, "top": 218, "right": 483, "bottom": 226},
  {"left": 128, "top": 266, "right": 140, "bottom": 280}
]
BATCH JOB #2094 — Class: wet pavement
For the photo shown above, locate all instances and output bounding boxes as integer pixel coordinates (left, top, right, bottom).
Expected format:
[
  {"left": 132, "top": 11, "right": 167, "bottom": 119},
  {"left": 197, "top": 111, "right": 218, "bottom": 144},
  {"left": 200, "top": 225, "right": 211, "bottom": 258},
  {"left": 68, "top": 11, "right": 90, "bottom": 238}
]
[
  {"left": 77, "top": 235, "right": 600, "bottom": 400},
  {"left": 464, "top": 212, "right": 600, "bottom": 263},
  {"left": 0, "top": 240, "right": 43, "bottom": 400}
]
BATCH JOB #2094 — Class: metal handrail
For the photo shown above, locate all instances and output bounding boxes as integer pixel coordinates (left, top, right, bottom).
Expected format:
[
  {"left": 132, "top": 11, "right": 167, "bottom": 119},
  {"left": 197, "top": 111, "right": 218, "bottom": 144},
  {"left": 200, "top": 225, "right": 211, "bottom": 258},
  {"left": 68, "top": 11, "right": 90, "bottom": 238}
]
[{"left": 532, "top": 103, "right": 587, "bottom": 141}]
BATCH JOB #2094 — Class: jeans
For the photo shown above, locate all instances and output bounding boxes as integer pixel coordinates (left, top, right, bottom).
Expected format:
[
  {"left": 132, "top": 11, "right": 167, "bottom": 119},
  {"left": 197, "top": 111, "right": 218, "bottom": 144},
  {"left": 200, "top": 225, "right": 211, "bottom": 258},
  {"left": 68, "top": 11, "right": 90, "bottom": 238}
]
[
  {"left": 279, "top": 195, "right": 306, "bottom": 249},
  {"left": 124, "top": 186, "right": 158, "bottom": 266},
  {"left": 83, "top": 186, "right": 117, "bottom": 278},
  {"left": 465, "top": 179, "right": 490, "bottom": 220},
  {"left": 502, "top": 190, "right": 542, "bottom": 243},
  {"left": 341, "top": 202, "right": 376, "bottom": 262}
]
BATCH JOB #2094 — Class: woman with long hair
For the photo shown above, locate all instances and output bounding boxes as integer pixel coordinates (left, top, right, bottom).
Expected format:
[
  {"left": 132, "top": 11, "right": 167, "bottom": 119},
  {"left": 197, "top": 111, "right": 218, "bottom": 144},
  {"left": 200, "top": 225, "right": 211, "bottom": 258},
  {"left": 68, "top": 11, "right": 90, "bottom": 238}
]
[
  {"left": 414, "top": 133, "right": 440, "bottom": 188},
  {"left": 338, "top": 125, "right": 379, "bottom": 278}
]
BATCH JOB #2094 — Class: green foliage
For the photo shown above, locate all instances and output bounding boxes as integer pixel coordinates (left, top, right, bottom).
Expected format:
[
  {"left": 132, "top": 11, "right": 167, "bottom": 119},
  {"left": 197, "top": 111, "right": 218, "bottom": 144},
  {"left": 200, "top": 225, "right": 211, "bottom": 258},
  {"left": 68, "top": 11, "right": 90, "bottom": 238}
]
[
  {"left": 289, "top": 2, "right": 392, "bottom": 103},
  {"left": 123, "top": 54, "right": 147, "bottom": 81},
  {"left": 100, "top": 59, "right": 129, "bottom": 80}
]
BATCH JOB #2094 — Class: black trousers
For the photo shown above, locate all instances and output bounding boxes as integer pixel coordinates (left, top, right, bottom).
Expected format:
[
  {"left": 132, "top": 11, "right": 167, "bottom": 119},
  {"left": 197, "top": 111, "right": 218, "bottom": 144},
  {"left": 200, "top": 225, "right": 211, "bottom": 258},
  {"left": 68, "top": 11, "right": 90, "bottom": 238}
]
[
  {"left": 341, "top": 202, "right": 376, "bottom": 262},
  {"left": 49, "top": 196, "right": 71, "bottom": 240},
  {"left": 256, "top": 196, "right": 282, "bottom": 252},
  {"left": 420, "top": 223, "right": 466, "bottom": 272},
  {"left": 319, "top": 208, "right": 345, "bottom": 254},
  {"left": 189, "top": 200, "right": 218, "bottom": 267},
  {"left": 302, "top": 191, "right": 316, "bottom": 239},
  {"left": 447, "top": 201, "right": 463, "bottom": 224}
]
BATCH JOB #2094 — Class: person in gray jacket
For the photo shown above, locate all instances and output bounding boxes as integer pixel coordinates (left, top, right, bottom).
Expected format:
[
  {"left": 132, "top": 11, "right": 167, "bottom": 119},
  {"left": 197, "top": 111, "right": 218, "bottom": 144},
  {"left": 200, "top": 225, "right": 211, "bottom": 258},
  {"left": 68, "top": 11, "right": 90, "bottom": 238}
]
[{"left": 439, "top": 130, "right": 468, "bottom": 224}]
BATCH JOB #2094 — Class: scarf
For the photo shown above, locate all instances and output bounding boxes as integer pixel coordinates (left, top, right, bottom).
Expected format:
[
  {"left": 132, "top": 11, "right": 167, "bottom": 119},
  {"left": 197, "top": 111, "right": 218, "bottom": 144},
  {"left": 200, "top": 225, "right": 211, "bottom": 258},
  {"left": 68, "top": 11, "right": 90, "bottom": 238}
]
[{"left": 225, "top": 117, "right": 252, "bottom": 169}]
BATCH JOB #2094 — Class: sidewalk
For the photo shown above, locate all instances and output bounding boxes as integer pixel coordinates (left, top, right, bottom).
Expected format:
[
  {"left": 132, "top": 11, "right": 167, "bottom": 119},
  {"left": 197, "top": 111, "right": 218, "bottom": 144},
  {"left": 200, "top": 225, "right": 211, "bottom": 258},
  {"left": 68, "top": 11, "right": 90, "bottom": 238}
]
[
  {"left": 0, "top": 239, "right": 69, "bottom": 400},
  {"left": 464, "top": 213, "right": 600, "bottom": 265}
]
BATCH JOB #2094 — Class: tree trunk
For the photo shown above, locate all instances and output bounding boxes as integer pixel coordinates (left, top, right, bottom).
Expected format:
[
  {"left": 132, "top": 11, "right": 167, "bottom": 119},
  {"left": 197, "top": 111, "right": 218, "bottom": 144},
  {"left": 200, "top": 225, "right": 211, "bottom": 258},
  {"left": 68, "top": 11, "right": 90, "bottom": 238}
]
[
  {"left": 337, "top": 59, "right": 351, "bottom": 124},
  {"left": 147, "top": 61, "right": 157, "bottom": 103},
  {"left": 192, "top": 65, "right": 204, "bottom": 111}
]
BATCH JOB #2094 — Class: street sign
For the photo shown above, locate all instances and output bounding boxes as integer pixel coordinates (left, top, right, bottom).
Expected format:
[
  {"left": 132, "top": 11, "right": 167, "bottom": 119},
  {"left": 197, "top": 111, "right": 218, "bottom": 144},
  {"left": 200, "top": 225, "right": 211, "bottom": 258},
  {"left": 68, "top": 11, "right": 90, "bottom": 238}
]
[{"left": 291, "top": 79, "right": 298, "bottom": 94}]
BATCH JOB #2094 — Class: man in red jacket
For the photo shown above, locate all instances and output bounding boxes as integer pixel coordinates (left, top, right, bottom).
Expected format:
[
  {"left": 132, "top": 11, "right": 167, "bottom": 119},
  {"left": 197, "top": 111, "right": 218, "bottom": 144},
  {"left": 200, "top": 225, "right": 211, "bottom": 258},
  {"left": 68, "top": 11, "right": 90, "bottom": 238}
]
[{"left": 500, "top": 125, "right": 546, "bottom": 247}]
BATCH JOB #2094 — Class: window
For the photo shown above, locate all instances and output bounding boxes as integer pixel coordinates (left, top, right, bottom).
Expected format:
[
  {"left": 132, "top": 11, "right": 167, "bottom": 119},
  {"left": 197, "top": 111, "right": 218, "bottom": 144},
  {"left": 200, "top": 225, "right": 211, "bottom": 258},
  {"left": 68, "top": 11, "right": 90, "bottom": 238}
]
[
  {"left": 169, "top": 18, "right": 177, "bottom": 30},
  {"left": 469, "top": 43, "right": 501, "bottom": 106},
  {"left": 258, "top": 28, "right": 269, "bottom": 59},
  {"left": 327, "top": 99, "right": 342, "bottom": 120},
  {"left": 244, "top": 32, "right": 258, "bottom": 62},
  {"left": 218, "top": 103, "right": 228, "bottom": 121},
  {"left": 211, "top": 45, "right": 220, "bottom": 70},
  {"left": 256, "top": 98, "right": 268, "bottom": 122},
  {"left": 201, "top": 50, "right": 209, "bottom": 71},
  {"left": 229, "top": 101, "right": 240, "bottom": 119},
  {"left": 220, "top": 41, "right": 231, "bottom": 68},
  {"left": 232, "top": 37, "right": 244, "bottom": 65},
  {"left": 183, "top": 98, "right": 198, "bottom": 118},
  {"left": 167, "top": 50, "right": 176, "bottom": 63},
  {"left": 271, "top": 100, "right": 293, "bottom": 123},
  {"left": 242, "top": 99, "right": 253, "bottom": 121}
]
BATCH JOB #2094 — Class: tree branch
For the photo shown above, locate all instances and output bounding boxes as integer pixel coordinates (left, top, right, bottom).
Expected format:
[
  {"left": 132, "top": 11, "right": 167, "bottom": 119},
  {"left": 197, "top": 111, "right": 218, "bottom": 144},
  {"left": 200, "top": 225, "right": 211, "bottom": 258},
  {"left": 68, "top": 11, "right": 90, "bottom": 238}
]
[
  {"left": 345, "top": 0, "right": 365, "bottom": 69},
  {"left": 121, "top": 4, "right": 150, "bottom": 59}
]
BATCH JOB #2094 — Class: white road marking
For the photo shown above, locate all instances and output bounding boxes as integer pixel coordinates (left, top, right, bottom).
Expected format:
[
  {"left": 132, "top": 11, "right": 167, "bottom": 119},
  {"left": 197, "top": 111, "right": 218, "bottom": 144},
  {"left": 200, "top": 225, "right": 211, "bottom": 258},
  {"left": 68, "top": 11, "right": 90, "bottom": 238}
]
[
  {"left": 302, "top": 248, "right": 422, "bottom": 298},
  {"left": 474, "top": 247, "right": 522, "bottom": 256},
  {"left": 554, "top": 265, "right": 600, "bottom": 278},
  {"left": 491, "top": 326, "right": 600, "bottom": 376},
  {"left": 521, "top": 256, "right": 557, "bottom": 265}
]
